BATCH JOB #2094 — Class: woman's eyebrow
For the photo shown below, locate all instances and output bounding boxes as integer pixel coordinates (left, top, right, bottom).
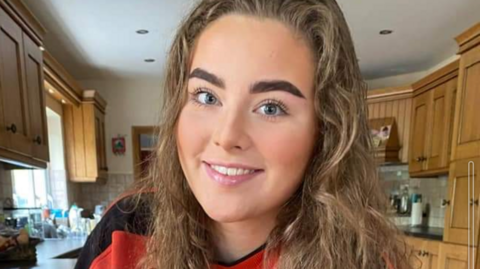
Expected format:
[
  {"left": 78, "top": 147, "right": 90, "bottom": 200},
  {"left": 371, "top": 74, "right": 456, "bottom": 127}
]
[
  {"left": 189, "top": 68, "right": 305, "bottom": 99},
  {"left": 189, "top": 68, "right": 225, "bottom": 88},
  {"left": 250, "top": 81, "right": 305, "bottom": 99}
]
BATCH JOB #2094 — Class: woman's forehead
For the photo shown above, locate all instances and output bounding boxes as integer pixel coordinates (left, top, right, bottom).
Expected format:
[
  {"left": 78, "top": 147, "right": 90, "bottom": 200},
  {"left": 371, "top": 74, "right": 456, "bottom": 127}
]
[{"left": 189, "top": 14, "right": 315, "bottom": 97}]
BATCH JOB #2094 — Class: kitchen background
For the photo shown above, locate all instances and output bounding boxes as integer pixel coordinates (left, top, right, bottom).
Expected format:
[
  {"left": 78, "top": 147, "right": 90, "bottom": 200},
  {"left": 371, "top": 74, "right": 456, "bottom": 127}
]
[{"left": 0, "top": 0, "right": 479, "bottom": 267}]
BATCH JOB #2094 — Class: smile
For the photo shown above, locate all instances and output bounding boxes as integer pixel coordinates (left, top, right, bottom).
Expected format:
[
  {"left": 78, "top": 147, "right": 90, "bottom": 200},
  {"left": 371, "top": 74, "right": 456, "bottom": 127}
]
[
  {"left": 209, "top": 164, "right": 256, "bottom": 176},
  {"left": 202, "top": 161, "right": 263, "bottom": 186}
]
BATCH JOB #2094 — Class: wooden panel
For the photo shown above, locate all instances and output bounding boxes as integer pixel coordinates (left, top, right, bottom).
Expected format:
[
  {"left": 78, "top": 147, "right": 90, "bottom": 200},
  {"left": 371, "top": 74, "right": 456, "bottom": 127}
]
[
  {"left": 23, "top": 32, "right": 48, "bottom": 162},
  {"left": 83, "top": 103, "right": 98, "bottom": 178},
  {"left": 0, "top": 8, "right": 31, "bottom": 156},
  {"left": 452, "top": 45, "right": 480, "bottom": 160},
  {"left": 367, "top": 90, "right": 412, "bottom": 163},
  {"left": 444, "top": 158, "right": 480, "bottom": 246},
  {"left": 409, "top": 91, "right": 431, "bottom": 173},
  {"left": 422, "top": 240, "right": 440, "bottom": 269},
  {"left": 94, "top": 106, "right": 107, "bottom": 174},
  {"left": 438, "top": 243, "right": 469, "bottom": 269},
  {"left": 402, "top": 98, "right": 412, "bottom": 163}
]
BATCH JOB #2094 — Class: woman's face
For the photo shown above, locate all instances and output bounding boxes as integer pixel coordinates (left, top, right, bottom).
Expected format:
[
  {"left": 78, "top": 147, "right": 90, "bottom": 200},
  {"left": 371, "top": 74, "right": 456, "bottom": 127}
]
[{"left": 176, "top": 14, "right": 316, "bottom": 223}]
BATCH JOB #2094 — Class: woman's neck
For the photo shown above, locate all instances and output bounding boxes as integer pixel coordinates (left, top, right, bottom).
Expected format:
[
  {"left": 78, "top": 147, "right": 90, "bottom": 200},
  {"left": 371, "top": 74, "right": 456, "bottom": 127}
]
[{"left": 212, "top": 210, "right": 278, "bottom": 263}]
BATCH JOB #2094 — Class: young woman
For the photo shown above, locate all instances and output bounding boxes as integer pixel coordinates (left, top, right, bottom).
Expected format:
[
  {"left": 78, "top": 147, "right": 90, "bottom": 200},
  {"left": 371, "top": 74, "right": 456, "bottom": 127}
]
[{"left": 76, "top": 0, "right": 411, "bottom": 268}]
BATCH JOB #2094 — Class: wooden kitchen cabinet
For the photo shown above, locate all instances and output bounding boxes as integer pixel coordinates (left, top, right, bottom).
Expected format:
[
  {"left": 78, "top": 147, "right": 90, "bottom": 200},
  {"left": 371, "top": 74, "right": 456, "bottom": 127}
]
[
  {"left": 408, "top": 60, "right": 458, "bottom": 177},
  {"left": 409, "top": 91, "right": 431, "bottom": 174},
  {"left": 443, "top": 157, "right": 480, "bottom": 247},
  {"left": 437, "top": 243, "right": 469, "bottom": 269},
  {"left": 0, "top": 2, "right": 48, "bottom": 167},
  {"left": 405, "top": 237, "right": 440, "bottom": 269},
  {"left": 23, "top": 32, "right": 48, "bottom": 162},
  {"left": 451, "top": 23, "right": 480, "bottom": 161},
  {"left": 64, "top": 90, "right": 108, "bottom": 183},
  {"left": 0, "top": 7, "right": 32, "bottom": 157}
]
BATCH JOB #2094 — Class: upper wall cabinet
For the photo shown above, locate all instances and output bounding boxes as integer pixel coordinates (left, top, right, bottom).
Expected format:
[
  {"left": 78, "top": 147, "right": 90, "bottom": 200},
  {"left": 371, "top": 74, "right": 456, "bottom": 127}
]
[
  {"left": 451, "top": 23, "right": 480, "bottom": 161},
  {"left": 63, "top": 90, "right": 108, "bottom": 183},
  {"left": 0, "top": 1, "right": 48, "bottom": 167},
  {"left": 408, "top": 60, "right": 459, "bottom": 177}
]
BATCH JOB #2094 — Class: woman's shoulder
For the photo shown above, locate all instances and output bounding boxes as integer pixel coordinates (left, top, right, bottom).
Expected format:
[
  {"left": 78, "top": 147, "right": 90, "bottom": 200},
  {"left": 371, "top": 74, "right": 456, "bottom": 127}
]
[{"left": 74, "top": 192, "right": 153, "bottom": 269}]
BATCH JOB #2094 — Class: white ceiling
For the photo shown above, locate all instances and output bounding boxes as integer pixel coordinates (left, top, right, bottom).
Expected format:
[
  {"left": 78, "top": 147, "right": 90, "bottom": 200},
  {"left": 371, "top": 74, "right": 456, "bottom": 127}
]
[{"left": 24, "top": 0, "right": 480, "bottom": 81}]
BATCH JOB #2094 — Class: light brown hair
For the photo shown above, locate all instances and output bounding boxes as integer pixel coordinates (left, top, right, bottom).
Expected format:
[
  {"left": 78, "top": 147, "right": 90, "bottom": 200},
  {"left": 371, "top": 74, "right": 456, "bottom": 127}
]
[{"left": 134, "top": 0, "right": 412, "bottom": 268}]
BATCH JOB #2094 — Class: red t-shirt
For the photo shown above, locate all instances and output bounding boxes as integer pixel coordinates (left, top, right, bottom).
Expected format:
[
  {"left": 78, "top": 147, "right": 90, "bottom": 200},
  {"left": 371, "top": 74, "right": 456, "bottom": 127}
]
[{"left": 75, "top": 194, "right": 394, "bottom": 269}]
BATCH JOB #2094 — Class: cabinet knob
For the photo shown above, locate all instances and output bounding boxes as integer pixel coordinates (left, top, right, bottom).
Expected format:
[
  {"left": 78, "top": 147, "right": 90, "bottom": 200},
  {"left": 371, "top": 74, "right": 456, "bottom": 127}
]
[
  {"left": 470, "top": 199, "right": 479, "bottom": 206},
  {"left": 6, "top": 124, "right": 17, "bottom": 134},
  {"left": 33, "top": 136, "right": 42, "bottom": 145},
  {"left": 422, "top": 251, "right": 429, "bottom": 257},
  {"left": 441, "top": 199, "right": 450, "bottom": 206},
  {"left": 416, "top": 157, "right": 422, "bottom": 162}
]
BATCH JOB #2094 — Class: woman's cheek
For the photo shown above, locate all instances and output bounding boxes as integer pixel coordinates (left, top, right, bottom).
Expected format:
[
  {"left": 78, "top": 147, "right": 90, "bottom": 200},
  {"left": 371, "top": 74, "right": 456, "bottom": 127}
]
[
  {"left": 255, "top": 123, "right": 313, "bottom": 167},
  {"left": 177, "top": 107, "right": 214, "bottom": 160}
]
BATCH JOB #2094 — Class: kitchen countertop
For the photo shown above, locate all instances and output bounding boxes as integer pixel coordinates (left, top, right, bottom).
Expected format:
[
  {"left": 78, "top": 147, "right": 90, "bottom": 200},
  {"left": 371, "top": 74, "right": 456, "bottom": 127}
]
[
  {"left": 0, "top": 237, "right": 86, "bottom": 269},
  {"left": 397, "top": 225, "right": 443, "bottom": 241}
]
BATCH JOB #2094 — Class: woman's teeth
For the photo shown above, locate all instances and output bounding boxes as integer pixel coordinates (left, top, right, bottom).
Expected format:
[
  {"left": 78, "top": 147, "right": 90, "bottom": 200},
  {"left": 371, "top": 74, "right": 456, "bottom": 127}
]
[{"left": 209, "top": 164, "right": 256, "bottom": 176}]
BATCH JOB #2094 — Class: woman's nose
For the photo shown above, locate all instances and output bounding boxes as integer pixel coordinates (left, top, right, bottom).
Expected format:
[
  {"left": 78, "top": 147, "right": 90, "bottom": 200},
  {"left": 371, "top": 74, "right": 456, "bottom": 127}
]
[{"left": 212, "top": 109, "right": 251, "bottom": 152}]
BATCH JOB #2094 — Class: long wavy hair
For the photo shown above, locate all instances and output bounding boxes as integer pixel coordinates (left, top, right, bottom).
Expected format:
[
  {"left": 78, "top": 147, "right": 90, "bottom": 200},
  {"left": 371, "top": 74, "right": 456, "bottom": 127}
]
[{"left": 133, "top": 0, "right": 412, "bottom": 268}]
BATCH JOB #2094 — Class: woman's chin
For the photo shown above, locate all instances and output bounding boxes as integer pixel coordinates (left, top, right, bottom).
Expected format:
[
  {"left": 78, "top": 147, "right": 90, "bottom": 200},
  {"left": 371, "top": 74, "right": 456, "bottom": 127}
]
[{"left": 203, "top": 206, "right": 251, "bottom": 223}]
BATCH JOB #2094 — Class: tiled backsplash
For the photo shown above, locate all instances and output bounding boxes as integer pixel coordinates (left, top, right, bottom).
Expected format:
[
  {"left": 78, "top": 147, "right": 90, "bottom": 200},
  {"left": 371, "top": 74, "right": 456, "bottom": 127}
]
[
  {"left": 75, "top": 174, "right": 134, "bottom": 210},
  {"left": 379, "top": 164, "right": 448, "bottom": 228}
]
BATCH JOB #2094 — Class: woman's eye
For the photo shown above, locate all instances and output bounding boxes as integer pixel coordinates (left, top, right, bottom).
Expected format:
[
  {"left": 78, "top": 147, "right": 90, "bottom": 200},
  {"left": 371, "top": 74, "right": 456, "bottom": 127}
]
[
  {"left": 195, "top": 91, "right": 218, "bottom": 105},
  {"left": 257, "top": 103, "right": 287, "bottom": 116}
]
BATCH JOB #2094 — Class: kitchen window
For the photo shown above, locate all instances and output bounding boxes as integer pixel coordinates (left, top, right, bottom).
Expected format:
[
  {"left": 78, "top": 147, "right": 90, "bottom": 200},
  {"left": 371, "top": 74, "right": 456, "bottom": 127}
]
[{"left": 11, "top": 97, "right": 69, "bottom": 209}]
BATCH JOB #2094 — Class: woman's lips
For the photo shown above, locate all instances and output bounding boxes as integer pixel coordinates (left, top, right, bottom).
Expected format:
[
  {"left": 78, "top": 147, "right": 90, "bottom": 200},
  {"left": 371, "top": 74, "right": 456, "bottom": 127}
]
[{"left": 202, "top": 162, "right": 263, "bottom": 186}]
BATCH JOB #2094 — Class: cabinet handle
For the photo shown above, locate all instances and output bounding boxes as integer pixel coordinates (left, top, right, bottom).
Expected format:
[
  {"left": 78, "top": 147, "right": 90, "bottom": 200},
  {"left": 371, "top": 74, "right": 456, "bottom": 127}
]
[
  {"left": 6, "top": 124, "right": 17, "bottom": 134},
  {"left": 470, "top": 199, "right": 479, "bottom": 206},
  {"left": 420, "top": 156, "right": 427, "bottom": 162},
  {"left": 416, "top": 157, "right": 422, "bottom": 162},
  {"left": 422, "top": 251, "right": 429, "bottom": 257},
  {"left": 33, "top": 136, "right": 42, "bottom": 145},
  {"left": 417, "top": 250, "right": 422, "bottom": 256},
  {"left": 441, "top": 199, "right": 450, "bottom": 206}
]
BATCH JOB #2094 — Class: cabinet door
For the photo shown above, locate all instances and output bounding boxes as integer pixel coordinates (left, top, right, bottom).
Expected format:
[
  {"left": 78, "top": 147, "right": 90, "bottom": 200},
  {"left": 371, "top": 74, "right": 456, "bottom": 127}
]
[
  {"left": 409, "top": 91, "right": 431, "bottom": 173},
  {"left": 422, "top": 240, "right": 440, "bottom": 269},
  {"left": 438, "top": 243, "right": 468, "bottom": 269},
  {"left": 0, "top": 8, "right": 31, "bottom": 155},
  {"left": 444, "top": 157, "right": 480, "bottom": 246},
  {"left": 451, "top": 45, "right": 480, "bottom": 161},
  {"left": 23, "top": 33, "right": 48, "bottom": 162},
  {"left": 424, "top": 78, "right": 457, "bottom": 171},
  {"left": 94, "top": 107, "right": 107, "bottom": 174},
  {"left": 405, "top": 237, "right": 426, "bottom": 269}
]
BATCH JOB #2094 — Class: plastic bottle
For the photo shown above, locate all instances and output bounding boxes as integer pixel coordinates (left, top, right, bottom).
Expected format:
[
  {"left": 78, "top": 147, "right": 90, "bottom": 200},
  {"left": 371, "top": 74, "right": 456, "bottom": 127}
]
[{"left": 69, "top": 203, "right": 78, "bottom": 231}]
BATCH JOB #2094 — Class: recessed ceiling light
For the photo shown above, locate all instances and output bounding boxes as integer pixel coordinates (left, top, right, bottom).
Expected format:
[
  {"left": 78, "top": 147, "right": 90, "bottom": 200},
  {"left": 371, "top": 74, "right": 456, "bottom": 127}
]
[
  {"left": 144, "top": 59, "right": 155, "bottom": 63},
  {"left": 61, "top": 99, "right": 66, "bottom": 104},
  {"left": 136, "top": 29, "right": 149, "bottom": 34},
  {"left": 379, "top": 29, "right": 393, "bottom": 35},
  {"left": 48, "top": 89, "right": 54, "bottom": 94},
  {"left": 39, "top": 46, "right": 45, "bottom": 51}
]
